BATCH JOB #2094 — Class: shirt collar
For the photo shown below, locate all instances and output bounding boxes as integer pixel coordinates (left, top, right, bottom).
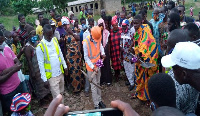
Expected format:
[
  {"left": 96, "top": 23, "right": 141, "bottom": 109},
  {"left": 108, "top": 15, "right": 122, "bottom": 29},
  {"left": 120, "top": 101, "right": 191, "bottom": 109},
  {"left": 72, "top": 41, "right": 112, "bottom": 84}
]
[{"left": 42, "top": 37, "right": 53, "bottom": 45}]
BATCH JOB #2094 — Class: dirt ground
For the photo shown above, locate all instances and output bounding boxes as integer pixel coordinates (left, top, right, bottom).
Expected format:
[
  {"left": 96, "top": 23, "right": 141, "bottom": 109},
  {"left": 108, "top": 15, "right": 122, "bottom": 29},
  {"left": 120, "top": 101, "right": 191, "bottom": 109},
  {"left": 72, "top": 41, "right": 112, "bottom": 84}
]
[{"left": 31, "top": 78, "right": 151, "bottom": 116}]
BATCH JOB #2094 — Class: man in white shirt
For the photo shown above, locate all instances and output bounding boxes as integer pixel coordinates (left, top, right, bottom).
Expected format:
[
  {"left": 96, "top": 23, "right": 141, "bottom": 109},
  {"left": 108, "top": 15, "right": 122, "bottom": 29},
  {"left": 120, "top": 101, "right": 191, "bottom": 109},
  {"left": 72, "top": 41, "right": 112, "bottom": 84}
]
[
  {"left": 83, "top": 26, "right": 106, "bottom": 109},
  {"left": 36, "top": 24, "right": 68, "bottom": 102},
  {"left": 83, "top": 18, "right": 95, "bottom": 97}
]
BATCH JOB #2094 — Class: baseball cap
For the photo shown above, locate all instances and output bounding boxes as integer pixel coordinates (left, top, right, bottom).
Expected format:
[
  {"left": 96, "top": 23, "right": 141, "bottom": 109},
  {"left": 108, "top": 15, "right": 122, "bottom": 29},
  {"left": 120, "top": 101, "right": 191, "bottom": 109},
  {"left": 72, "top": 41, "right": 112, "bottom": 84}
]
[
  {"left": 122, "top": 19, "right": 129, "bottom": 26},
  {"left": 49, "top": 20, "right": 56, "bottom": 26},
  {"left": 61, "top": 18, "right": 70, "bottom": 25},
  {"left": 10, "top": 93, "right": 31, "bottom": 112},
  {"left": 161, "top": 42, "right": 200, "bottom": 70}
]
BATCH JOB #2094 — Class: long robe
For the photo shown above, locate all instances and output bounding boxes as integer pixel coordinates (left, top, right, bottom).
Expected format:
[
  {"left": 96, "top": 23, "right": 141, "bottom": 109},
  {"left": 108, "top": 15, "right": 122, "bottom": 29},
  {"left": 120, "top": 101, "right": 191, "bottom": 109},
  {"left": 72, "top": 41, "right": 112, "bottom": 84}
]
[{"left": 134, "top": 24, "right": 159, "bottom": 101}]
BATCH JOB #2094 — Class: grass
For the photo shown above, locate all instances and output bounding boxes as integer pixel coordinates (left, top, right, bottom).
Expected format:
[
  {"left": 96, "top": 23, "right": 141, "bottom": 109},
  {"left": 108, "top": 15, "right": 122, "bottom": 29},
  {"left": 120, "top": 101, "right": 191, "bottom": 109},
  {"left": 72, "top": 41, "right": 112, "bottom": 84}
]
[
  {"left": 0, "top": 15, "right": 37, "bottom": 31},
  {"left": 1, "top": 0, "right": 200, "bottom": 31}
]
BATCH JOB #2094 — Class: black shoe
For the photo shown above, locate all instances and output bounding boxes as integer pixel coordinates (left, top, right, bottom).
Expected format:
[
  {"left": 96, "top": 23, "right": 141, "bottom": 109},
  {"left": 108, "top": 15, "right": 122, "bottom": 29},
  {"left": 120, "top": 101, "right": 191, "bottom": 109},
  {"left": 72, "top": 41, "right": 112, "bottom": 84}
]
[
  {"left": 95, "top": 106, "right": 100, "bottom": 109},
  {"left": 99, "top": 101, "right": 106, "bottom": 108},
  {"left": 84, "top": 91, "right": 89, "bottom": 97},
  {"left": 129, "top": 85, "right": 134, "bottom": 91},
  {"left": 125, "top": 81, "right": 130, "bottom": 86}
]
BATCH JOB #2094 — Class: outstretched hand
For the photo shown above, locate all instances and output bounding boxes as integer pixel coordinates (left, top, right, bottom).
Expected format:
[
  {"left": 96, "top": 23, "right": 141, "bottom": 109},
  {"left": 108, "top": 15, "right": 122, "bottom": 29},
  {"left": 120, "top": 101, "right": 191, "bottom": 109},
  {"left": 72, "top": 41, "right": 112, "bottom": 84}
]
[
  {"left": 44, "top": 94, "right": 70, "bottom": 116},
  {"left": 111, "top": 100, "right": 140, "bottom": 116}
]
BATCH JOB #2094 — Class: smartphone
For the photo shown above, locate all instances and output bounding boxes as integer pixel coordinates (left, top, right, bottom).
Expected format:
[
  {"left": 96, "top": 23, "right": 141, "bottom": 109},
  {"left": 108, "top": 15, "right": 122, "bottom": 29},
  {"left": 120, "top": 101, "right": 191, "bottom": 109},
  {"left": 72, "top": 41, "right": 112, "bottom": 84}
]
[{"left": 65, "top": 108, "right": 123, "bottom": 116}]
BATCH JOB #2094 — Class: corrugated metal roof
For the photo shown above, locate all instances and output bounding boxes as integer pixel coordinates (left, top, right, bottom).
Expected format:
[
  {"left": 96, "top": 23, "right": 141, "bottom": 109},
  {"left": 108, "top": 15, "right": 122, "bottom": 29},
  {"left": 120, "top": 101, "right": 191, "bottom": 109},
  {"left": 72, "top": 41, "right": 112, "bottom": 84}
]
[{"left": 68, "top": 0, "right": 98, "bottom": 6}]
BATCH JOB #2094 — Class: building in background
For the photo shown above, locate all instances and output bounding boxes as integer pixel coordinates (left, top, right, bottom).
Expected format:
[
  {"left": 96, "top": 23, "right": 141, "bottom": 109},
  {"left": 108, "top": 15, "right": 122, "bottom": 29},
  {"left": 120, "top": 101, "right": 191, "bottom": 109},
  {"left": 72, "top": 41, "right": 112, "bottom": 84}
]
[{"left": 67, "top": 0, "right": 121, "bottom": 15}]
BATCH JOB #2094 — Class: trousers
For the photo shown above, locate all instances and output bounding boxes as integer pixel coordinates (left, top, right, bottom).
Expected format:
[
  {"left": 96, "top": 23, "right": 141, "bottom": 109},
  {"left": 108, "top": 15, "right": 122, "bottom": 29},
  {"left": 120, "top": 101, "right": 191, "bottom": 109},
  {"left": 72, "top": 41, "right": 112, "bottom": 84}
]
[
  {"left": 123, "top": 60, "right": 135, "bottom": 85},
  {"left": 87, "top": 71, "right": 101, "bottom": 107},
  {"left": 48, "top": 73, "right": 65, "bottom": 103}
]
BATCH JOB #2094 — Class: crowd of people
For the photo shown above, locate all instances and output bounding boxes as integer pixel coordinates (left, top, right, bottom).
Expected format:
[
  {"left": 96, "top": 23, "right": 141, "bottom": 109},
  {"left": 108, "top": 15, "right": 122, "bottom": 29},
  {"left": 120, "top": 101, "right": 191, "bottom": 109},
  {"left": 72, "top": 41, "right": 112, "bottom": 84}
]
[{"left": 0, "top": 0, "right": 200, "bottom": 115}]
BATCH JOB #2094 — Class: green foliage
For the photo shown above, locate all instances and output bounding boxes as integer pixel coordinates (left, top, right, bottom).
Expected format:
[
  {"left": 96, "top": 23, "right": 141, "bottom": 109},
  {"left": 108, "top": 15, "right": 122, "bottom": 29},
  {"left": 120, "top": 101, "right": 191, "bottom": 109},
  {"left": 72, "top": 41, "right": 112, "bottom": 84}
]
[
  {"left": 38, "top": 0, "right": 54, "bottom": 12},
  {"left": 11, "top": 0, "right": 37, "bottom": 16},
  {"left": 0, "top": 0, "right": 12, "bottom": 15},
  {"left": 38, "top": 0, "right": 75, "bottom": 14},
  {"left": 26, "top": 15, "right": 37, "bottom": 27}
]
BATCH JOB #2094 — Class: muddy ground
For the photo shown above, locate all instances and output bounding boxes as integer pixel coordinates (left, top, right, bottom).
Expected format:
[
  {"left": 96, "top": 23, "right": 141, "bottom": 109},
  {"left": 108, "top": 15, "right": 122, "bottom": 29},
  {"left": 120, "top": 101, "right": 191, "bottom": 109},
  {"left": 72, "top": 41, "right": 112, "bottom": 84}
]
[{"left": 31, "top": 79, "right": 151, "bottom": 116}]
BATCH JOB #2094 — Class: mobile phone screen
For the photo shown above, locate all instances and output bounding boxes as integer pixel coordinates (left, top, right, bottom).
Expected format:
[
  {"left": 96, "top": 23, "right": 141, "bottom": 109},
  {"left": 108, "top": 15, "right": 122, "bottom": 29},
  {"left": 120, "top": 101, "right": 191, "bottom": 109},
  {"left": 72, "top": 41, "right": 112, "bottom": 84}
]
[
  {"left": 68, "top": 112, "right": 101, "bottom": 116},
  {"left": 66, "top": 108, "right": 123, "bottom": 116}
]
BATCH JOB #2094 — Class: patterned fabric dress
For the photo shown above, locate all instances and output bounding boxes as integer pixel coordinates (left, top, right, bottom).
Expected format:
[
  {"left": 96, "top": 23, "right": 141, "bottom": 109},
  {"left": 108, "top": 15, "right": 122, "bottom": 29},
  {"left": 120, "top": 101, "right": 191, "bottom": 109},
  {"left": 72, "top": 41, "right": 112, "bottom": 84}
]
[
  {"left": 134, "top": 24, "right": 159, "bottom": 101},
  {"left": 159, "top": 22, "right": 168, "bottom": 56},
  {"left": 168, "top": 70, "right": 199, "bottom": 114},
  {"left": 65, "top": 35, "right": 84, "bottom": 93},
  {"left": 110, "top": 27, "right": 123, "bottom": 70},
  {"left": 11, "top": 42, "right": 28, "bottom": 75}
]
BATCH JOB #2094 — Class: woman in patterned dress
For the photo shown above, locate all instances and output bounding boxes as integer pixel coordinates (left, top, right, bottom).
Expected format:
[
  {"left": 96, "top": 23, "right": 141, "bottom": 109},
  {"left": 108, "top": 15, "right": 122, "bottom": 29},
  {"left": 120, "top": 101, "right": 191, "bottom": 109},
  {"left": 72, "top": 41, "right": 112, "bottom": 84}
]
[
  {"left": 131, "top": 15, "right": 159, "bottom": 103},
  {"left": 63, "top": 18, "right": 84, "bottom": 93}
]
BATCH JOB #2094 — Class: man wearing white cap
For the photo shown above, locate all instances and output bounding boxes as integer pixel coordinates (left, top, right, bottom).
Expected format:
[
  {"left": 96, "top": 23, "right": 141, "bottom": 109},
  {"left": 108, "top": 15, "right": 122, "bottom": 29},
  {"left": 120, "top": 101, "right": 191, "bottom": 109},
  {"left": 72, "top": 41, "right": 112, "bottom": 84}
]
[
  {"left": 162, "top": 42, "right": 200, "bottom": 115},
  {"left": 161, "top": 42, "right": 200, "bottom": 92},
  {"left": 162, "top": 29, "right": 199, "bottom": 115}
]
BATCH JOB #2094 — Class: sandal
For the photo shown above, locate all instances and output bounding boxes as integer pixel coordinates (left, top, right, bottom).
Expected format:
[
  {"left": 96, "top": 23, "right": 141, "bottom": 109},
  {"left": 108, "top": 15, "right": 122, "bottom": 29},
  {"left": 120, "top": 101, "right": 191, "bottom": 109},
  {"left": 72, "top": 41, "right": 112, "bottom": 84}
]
[
  {"left": 130, "top": 92, "right": 137, "bottom": 99},
  {"left": 146, "top": 100, "right": 150, "bottom": 106}
]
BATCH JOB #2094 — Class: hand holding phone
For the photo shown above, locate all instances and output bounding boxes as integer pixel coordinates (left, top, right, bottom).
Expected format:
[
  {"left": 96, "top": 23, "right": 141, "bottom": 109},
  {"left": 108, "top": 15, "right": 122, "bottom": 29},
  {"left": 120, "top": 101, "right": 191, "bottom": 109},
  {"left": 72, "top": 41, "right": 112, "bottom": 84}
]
[
  {"left": 45, "top": 94, "right": 139, "bottom": 116},
  {"left": 111, "top": 100, "right": 139, "bottom": 116}
]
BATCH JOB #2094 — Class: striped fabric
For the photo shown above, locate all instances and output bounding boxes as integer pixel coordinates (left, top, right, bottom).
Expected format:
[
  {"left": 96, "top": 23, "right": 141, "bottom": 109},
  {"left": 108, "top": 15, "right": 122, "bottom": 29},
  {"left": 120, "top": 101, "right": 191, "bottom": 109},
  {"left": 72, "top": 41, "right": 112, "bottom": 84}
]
[{"left": 10, "top": 93, "right": 31, "bottom": 112}]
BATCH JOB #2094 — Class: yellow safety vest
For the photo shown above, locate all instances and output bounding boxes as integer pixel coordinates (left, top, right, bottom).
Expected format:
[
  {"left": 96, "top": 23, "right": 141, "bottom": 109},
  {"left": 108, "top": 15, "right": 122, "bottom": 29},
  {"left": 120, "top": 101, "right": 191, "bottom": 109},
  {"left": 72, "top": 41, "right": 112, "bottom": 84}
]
[{"left": 38, "top": 37, "right": 64, "bottom": 79}]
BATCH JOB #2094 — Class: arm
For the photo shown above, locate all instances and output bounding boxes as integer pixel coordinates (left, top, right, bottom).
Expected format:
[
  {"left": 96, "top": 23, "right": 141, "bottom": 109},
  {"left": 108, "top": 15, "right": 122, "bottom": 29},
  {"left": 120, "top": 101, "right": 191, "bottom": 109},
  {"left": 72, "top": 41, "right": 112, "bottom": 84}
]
[
  {"left": 24, "top": 46, "right": 35, "bottom": 78},
  {"left": 73, "top": 34, "right": 80, "bottom": 41},
  {"left": 17, "top": 47, "right": 24, "bottom": 59},
  {"left": 36, "top": 46, "right": 47, "bottom": 82},
  {"left": 0, "top": 65, "right": 16, "bottom": 76},
  {"left": 66, "top": 28, "right": 80, "bottom": 41},
  {"left": 100, "top": 43, "right": 105, "bottom": 55},
  {"left": 120, "top": 37, "right": 124, "bottom": 53},
  {"left": 0, "top": 64, "right": 21, "bottom": 84},
  {"left": 58, "top": 43, "right": 67, "bottom": 69},
  {"left": 8, "top": 47, "right": 20, "bottom": 65},
  {"left": 83, "top": 42, "right": 94, "bottom": 69}
]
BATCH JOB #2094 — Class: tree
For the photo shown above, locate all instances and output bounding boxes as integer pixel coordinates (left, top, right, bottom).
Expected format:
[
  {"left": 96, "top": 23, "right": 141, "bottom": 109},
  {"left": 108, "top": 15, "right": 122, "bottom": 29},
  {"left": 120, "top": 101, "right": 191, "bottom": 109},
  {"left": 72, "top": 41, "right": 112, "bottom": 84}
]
[
  {"left": 0, "top": 0, "right": 11, "bottom": 15},
  {"left": 11, "top": 0, "right": 37, "bottom": 16},
  {"left": 38, "top": 0, "right": 75, "bottom": 14},
  {"left": 38, "top": 0, "right": 54, "bottom": 12}
]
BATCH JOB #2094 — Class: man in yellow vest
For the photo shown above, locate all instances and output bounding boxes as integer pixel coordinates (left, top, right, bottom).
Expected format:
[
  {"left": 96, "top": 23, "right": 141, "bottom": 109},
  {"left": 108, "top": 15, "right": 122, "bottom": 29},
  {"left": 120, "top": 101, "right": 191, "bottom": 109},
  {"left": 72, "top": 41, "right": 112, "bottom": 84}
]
[
  {"left": 36, "top": 24, "right": 68, "bottom": 102},
  {"left": 83, "top": 26, "right": 106, "bottom": 109}
]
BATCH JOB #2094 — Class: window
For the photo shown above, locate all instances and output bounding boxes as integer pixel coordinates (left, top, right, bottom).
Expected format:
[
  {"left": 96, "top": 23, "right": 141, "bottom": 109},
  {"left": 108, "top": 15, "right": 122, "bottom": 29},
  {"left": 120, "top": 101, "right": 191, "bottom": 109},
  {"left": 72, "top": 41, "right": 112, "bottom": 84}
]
[
  {"left": 90, "top": 3, "right": 93, "bottom": 9},
  {"left": 71, "top": 7, "right": 74, "bottom": 13},
  {"left": 75, "top": 6, "right": 78, "bottom": 12},
  {"left": 79, "top": 6, "right": 81, "bottom": 11},
  {"left": 95, "top": 3, "right": 98, "bottom": 9}
]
